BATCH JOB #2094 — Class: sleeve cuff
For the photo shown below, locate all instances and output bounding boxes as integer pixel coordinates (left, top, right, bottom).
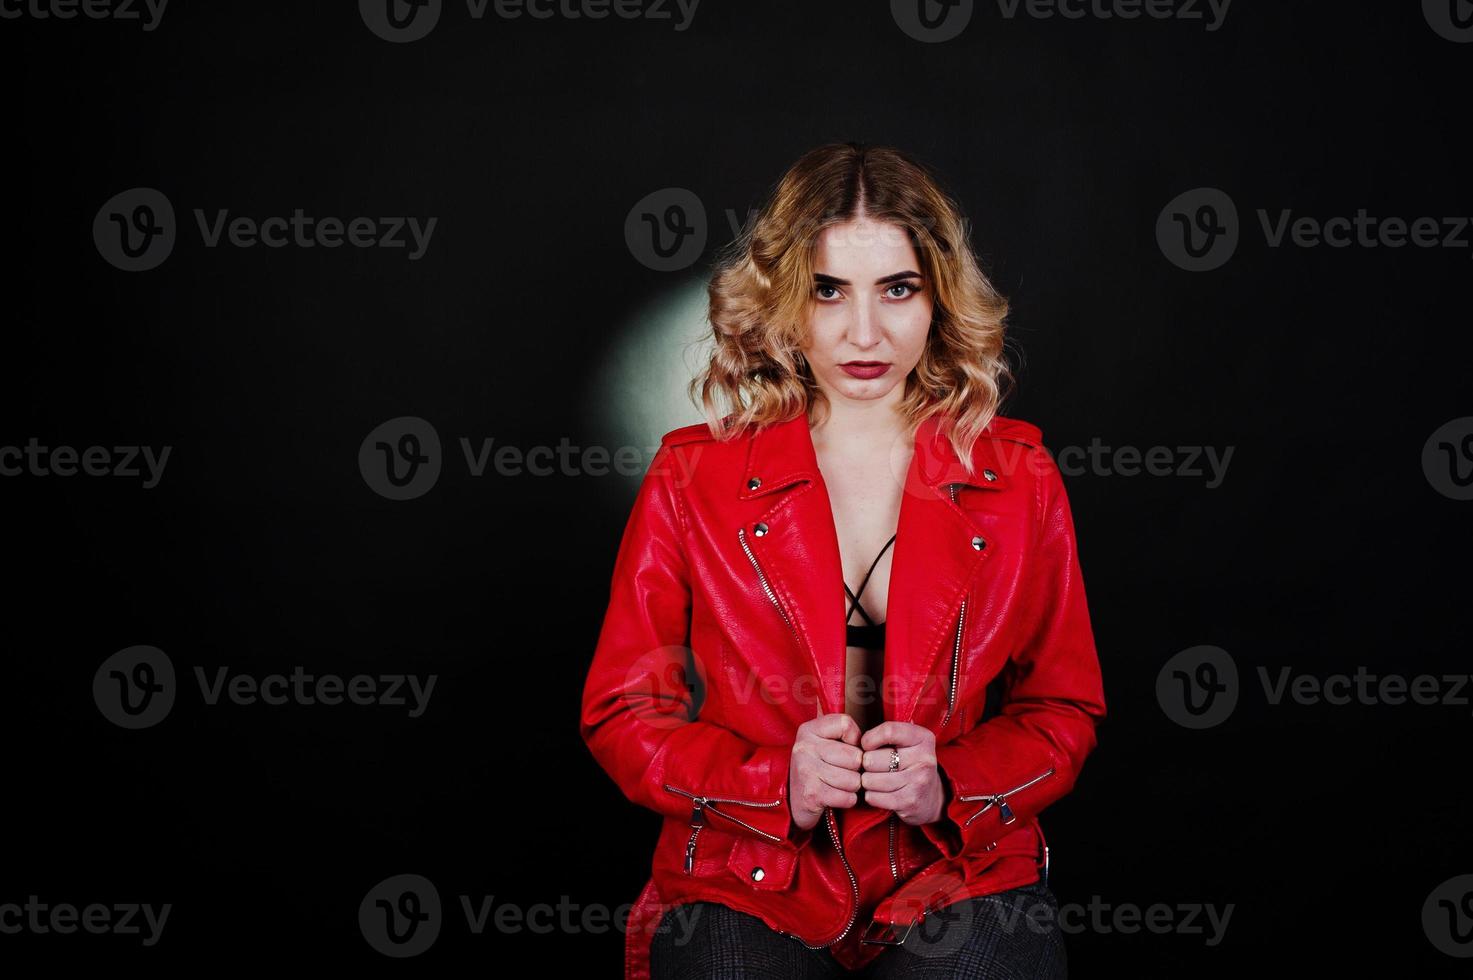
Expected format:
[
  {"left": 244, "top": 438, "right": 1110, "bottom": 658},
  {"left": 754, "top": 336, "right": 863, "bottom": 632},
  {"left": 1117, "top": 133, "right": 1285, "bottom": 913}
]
[{"left": 920, "top": 764, "right": 965, "bottom": 859}]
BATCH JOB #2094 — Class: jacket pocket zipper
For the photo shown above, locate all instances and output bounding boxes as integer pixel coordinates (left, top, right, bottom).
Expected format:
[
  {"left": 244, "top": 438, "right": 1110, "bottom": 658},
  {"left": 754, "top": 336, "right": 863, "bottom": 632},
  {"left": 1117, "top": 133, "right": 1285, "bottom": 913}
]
[
  {"left": 957, "top": 766, "right": 1056, "bottom": 828},
  {"left": 663, "top": 783, "right": 785, "bottom": 873}
]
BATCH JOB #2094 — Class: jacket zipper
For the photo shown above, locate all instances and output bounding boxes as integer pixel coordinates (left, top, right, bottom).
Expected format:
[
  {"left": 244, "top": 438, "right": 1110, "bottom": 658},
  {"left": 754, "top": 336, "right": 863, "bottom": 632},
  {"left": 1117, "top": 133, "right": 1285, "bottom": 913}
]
[
  {"left": 663, "top": 784, "right": 785, "bottom": 874},
  {"left": 941, "top": 483, "right": 966, "bottom": 729},
  {"left": 939, "top": 598, "right": 965, "bottom": 729},
  {"left": 738, "top": 525, "right": 802, "bottom": 646},
  {"left": 957, "top": 766, "right": 1057, "bottom": 828},
  {"left": 780, "top": 810, "right": 860, "bottom": 949},
  {"left": 736, "top": 525, "right": 859, "bottom": 947},
  {"left": 888, "top": 811, "right": 900, "bottom": 880},
  {"left": 896, "top": 482, "right": 970, "bottom": 879}
]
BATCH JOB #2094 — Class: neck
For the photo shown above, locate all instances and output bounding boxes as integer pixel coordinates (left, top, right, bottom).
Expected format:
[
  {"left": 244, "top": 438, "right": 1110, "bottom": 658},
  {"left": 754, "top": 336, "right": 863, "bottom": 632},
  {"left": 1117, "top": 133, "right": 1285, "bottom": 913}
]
[{"left": 808, "top": 390, "right": 911, "bottom": 453}]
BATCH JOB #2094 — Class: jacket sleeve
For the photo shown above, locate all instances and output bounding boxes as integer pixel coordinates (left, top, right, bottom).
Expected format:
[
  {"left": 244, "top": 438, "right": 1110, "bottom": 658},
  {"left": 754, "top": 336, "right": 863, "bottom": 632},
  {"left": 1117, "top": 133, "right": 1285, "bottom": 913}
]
[
  {"left": 579, "top": 441, "right": 814, "bottom": 852},
  {"left": 920, "top": 444, "right": 1106, "bottom": 859}
]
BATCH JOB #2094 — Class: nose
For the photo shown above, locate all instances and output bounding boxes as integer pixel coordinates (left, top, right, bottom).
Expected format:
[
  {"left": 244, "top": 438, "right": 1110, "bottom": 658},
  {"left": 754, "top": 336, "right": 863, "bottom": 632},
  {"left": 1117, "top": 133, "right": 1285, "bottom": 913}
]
[{"left": 847, "top": 297, "right": 883, "bottom": 350}]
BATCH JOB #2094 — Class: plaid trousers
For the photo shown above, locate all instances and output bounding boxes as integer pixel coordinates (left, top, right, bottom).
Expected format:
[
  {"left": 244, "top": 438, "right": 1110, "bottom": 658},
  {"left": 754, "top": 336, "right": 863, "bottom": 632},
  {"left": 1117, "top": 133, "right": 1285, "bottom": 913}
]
[{"left": 649, "top": 878, "right": 1067, "bottom": 979}]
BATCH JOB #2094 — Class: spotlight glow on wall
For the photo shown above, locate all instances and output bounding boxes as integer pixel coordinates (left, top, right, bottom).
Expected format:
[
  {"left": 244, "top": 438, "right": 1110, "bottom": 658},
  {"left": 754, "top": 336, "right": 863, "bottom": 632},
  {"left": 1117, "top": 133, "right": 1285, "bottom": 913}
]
[{"left": 587, "top": 278, "right": 715, "bottom": 470}]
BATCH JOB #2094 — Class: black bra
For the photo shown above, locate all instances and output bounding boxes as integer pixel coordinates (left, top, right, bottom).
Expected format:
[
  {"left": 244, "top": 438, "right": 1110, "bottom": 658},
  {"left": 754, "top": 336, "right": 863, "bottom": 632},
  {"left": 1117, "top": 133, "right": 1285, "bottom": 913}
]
[{"left": 845, "top": 532, "right": 896, "bottom": 650}]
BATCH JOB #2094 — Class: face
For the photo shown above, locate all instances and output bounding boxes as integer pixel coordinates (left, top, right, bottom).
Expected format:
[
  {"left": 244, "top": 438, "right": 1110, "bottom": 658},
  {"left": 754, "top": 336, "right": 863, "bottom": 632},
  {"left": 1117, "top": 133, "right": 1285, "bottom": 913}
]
[{"left": 801, "top": 216, "right": 934, "bottom": 409}]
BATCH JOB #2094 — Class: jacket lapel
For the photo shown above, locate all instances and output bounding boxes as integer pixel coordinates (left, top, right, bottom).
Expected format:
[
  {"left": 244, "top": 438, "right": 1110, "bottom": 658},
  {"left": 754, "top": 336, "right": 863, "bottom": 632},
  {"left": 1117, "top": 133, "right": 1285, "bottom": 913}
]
[
  {"left": 886, "top": 413, "right": 1004, "bottom": 724},
  {"left": 738, "top": 411, "right": 847, "bottom": 718}
]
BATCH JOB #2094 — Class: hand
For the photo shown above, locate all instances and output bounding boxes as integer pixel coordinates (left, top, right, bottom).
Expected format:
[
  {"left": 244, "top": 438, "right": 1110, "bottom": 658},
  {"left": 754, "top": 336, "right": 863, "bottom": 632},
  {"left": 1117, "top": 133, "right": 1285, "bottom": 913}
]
[
  {"left": 787, "top": 712, "right": 864, "bottom": 832},
  {"left": 858, "top": 721, "right": 946, "bottom": 826}
]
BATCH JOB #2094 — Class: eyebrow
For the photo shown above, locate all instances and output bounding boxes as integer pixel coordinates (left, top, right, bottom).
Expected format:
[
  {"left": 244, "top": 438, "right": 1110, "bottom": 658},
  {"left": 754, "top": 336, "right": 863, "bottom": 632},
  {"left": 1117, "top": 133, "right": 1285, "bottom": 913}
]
[{"left": 813, "top": 271, "right": 924, "bottom": 286}]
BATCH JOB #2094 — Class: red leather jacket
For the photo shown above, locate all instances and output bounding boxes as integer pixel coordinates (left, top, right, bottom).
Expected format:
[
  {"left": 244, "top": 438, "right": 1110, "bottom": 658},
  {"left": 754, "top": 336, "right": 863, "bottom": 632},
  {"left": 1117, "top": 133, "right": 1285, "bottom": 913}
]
[{"left": 580, "top": 409, "right": 1106, "bottom": 978}]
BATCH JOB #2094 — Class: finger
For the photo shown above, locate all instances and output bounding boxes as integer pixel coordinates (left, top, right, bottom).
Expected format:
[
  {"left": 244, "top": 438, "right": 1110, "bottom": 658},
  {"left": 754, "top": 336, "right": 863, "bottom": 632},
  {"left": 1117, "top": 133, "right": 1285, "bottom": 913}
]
[
  {"left": 862, "top": 744, "right": 900, "bottom": 773},
  {"left": 814, "top": 783, "right": 860, "bottom": 810},
  {"left": 815, "top": 761, "right": 863, "bottom": 794},
  {"left": 811, "top": 712, "right": 862, "bottom": 746},
  {"left": 858, "top": 769, "right": 908, "bottom": 793},
  {"left": 860, "top": 721, "right": 927, "bottom": 750},
  {"left": 817, "top": 739, "right": 864, "bottom": 771},
  {"left": 870, "top": 742, "right": 939, "bottom": 771},
  {"left": 859, "top": 787, "right": 905, "bottom": 813}
]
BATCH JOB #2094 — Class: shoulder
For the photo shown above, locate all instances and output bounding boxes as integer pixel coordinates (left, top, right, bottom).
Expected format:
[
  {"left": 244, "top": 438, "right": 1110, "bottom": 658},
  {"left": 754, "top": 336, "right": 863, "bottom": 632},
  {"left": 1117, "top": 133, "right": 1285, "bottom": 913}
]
[
  {"left": 975, "top": 413, "right": 1044, "bottom": 450},
  {"left": 966, "top": 413, "right": 1067, "bottom": 505},
  {"left": 659, "top": 420, "right": 720, "bottom": 448},
  {"left": 648, "top": 417, "right": 742, "bottom": 497}
]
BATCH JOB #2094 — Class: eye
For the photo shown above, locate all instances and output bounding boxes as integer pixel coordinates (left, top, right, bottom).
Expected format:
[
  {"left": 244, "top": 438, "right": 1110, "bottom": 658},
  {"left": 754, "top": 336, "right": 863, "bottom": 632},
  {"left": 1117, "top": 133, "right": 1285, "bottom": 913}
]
[
  {"left": 885, "top": 282, "right": 921, "bottom": 300},
  {"left": 815, "top": 283, "right": 841, "bottom": 301}
]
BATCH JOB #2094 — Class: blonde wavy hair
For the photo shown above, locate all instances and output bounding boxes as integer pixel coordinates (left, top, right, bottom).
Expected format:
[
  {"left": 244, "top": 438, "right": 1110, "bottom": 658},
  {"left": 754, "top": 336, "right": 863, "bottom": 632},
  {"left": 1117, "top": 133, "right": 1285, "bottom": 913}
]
[{"left": 688, "top": 142, "right": 1014, "bottom": 475}]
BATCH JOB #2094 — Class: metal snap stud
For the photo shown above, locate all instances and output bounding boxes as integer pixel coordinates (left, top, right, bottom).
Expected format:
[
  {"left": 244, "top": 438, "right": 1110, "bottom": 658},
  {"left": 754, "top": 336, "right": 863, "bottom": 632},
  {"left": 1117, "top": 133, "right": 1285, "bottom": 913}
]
[
  {"left": 747, "top": 477, "right": 761, "bottom": 490},
  {"left": 971, "top": 536, "right": 985, "bottom": 550},
  {"left": 754, "top": 522, "right": 769, "bottom": 537},
  {"left": 750, "top": 866, "right": 765, "bottom": 882},
  {"left": 983, "top": 469, "right": 997, "bottom": 481}
]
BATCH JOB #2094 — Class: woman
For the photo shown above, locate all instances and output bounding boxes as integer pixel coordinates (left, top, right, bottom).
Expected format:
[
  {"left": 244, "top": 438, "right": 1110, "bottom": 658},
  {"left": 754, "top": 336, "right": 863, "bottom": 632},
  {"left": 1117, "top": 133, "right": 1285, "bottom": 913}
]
[{"left": 580, "top": 142, "right": 1106, "bottom": 978}]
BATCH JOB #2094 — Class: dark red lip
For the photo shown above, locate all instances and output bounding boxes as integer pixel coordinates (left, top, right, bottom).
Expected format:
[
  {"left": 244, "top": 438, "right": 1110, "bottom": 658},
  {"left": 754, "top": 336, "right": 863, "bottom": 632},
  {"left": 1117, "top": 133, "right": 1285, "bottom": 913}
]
[{"left": 839, "top": 361, "right": 891, "bottom": 379}]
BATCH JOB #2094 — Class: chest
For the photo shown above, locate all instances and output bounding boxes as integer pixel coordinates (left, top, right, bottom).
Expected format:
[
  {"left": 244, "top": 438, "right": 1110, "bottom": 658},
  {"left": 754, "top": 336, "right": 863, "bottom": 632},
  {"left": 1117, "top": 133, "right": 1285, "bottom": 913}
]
[{"left": 821, "top": 459, "right": 904, "bottom": 624}]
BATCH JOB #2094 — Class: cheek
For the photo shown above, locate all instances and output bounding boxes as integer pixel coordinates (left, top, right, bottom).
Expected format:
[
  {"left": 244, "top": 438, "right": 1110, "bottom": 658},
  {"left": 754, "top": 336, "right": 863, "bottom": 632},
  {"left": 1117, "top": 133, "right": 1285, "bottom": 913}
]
[
  {"left": 900, "top": 301, "right": 933, "bottom": 356},
  {"left": 804, "top": 308, "right": 843, "bottom": 352}
]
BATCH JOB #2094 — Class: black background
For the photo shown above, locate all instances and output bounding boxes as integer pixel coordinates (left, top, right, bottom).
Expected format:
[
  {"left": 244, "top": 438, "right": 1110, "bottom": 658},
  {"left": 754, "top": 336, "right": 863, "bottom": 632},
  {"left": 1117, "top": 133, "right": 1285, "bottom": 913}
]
[{"left": 5, "top": 0, "right": 1470, "bottom": 973}]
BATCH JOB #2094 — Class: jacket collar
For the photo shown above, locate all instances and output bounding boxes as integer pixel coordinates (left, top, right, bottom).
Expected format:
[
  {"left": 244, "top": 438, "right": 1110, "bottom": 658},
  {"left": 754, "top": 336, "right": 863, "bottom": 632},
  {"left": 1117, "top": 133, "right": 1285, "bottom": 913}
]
[
  {"left": 739, "top": 410, "right": 1008, "bottom": 501},
  {"left": 732, "top": 409, "right": 1005, "bottom": 725}
]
